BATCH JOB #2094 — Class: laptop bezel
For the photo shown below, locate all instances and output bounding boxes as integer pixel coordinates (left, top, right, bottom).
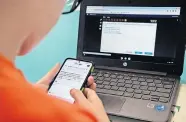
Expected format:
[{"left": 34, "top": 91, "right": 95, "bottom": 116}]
[{"left": 77, "top": 0, "right": 186, "bottom": 76}]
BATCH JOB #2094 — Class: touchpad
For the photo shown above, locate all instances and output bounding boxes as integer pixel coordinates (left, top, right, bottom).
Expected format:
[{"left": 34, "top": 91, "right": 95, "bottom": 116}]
[{"left": 98, "top": 94, "right": 126, "bottom": 113}]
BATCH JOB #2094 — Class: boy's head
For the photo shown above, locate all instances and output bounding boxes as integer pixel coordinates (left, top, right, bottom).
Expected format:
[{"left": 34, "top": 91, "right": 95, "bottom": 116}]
[{"left": 0, "top": 0, "right": 65, "bottom": 56}]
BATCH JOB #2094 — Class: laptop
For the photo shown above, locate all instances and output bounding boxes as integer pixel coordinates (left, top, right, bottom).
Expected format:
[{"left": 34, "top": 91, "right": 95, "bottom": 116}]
[{"left": 77, "top": 0, "right": 186, "bottom": 121}]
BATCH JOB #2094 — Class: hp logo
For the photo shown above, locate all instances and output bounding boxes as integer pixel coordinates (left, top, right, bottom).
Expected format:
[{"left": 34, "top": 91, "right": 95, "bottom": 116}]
[{"left": 123, "top": 62, "right": 128, "bottom": 67}]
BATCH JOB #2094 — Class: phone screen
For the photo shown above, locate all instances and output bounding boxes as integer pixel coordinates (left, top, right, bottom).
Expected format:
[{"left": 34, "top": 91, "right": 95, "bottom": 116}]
[{"left": 48, "top": 59, "right": 93, "bottom": 103}]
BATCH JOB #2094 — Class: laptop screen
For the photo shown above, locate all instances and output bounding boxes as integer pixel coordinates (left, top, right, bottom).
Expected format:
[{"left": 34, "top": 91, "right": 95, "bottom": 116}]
[{"left": 82, "top": 6, "right": 182, "bottom": 64}]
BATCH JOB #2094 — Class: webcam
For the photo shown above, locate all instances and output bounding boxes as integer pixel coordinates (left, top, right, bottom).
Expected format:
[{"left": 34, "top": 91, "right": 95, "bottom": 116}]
[{"left": 129, "top": 0, "right": 133, "bottom": 4}]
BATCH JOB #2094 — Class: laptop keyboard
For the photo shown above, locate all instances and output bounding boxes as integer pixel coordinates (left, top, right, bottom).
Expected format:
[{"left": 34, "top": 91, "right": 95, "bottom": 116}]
[{"left": 92, "top": 70, "right": 176, "bottom": 103}]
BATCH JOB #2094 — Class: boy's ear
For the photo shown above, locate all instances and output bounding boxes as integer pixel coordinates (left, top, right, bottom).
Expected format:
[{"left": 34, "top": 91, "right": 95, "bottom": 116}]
[{"left": 17, "top": 32, "right": 37, "bottom": 56}]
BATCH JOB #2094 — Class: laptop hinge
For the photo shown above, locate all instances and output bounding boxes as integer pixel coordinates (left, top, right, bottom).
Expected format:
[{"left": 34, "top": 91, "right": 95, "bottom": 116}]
[{"left": 96, "top": 66, "right": 167, "bottom": 76}]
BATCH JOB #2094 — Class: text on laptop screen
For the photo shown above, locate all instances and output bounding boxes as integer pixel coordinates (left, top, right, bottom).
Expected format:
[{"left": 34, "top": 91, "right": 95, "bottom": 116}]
[{"left": 83, "top": 6, "right": 181, "bottom": 64}]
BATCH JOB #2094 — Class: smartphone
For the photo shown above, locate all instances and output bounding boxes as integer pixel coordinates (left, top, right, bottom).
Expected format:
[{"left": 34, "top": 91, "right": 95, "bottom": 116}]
[{"left": 48, "top": 58, "right": 94, "bottom": 103}]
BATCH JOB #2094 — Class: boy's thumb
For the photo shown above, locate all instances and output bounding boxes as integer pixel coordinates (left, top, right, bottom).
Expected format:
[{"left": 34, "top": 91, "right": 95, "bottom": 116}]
[{"left": 70, "top": 89, "right": 88, "bottom": 105}]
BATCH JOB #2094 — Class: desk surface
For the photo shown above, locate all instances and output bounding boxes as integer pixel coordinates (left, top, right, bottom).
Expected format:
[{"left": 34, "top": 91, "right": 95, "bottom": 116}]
[{"left": 15, "top": 11, "right": 186, "bottom": 83}]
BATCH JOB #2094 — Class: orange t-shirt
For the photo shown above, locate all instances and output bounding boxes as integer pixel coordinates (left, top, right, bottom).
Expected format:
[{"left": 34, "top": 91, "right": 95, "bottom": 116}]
[{"left": 0, "top": 55, "right": 97, "bottom": 122}]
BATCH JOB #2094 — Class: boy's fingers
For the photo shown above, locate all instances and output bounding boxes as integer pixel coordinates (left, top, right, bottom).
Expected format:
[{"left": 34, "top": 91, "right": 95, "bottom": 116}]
[
  {"left": 87, "top": 76, "right": 94, "bottom": 86},
  {"left": 87, "top": 76, "right": 96, "bottom": 91},
  {"left": 37, "top": 63, "right": 60, "bottom": 85},
  {"left": 70, "top": 89, "right": 88, "bottom": 105},
  {"left": 89, "top": 83, "right": 96, "bottom": 91},
  {"left": 83, "top": 88, "right": 99, "bottom": 103}
]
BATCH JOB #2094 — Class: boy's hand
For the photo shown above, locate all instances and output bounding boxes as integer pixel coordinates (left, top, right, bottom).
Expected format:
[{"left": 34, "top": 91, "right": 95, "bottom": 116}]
[
  {"left": 35, "top": 63, "right": 60, "bottom": 91},
  {"left": 35, "top": 63, "right": 96, "bottom": 91},
  {"left": 71, "top": 88, "right": 110, "bottom": 122}
]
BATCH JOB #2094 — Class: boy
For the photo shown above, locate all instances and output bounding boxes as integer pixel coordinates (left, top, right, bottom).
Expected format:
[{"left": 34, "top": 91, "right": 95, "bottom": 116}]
[{"left": 0, "top": 0, "right": 110, "bottom": 122}]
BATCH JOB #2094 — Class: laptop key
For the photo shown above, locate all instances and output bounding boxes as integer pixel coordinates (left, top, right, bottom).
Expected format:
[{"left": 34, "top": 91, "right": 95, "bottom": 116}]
[
  {"left": 91, "top": 72, "right": 97, "bottom": 76},
  {"left": 124, "top": 76, "right": 131, "bottom": 80},
  {"left": 168, "top": 78, "right": 176, "bottom": 81},
  {"left": 112, "top": 90, "right": 124, "bottom": 96},
  {"left": 148, "top": 87, "right": 156, "bottom": 91},
  {"left": 124, "top": 92, "right": 133, "bottom": 97},
  {"left": 111, "top": 86, "right": 119, "bottom": 90},
  {"left": 131, "top": 77, "right": 138, "bottom": 81},
  {"left": 151, "top": 96, "right": 159, "bottom": 99},
  {"left": 139, "top": 75, "right": 144, "bottom": 78},
  {"left": 125, "top": 80, "right": 132, "bottom": 84},
  {"left": 163, "top": 78, "right": 168, "bottom": 80},
  {"left": 142, "top": 95, "right": 151, "bottom": 100},
  {"left": 139, "top": 78, "right": 145, "bottom": 82},
  {"left": 118, "top": 79, "right": 125, "bottom": 83},
  {"left": 111, "top": 79, "right": 118, "bottom": 82},
  {"left": 97, "top": 85, "right": 104, "bottom": 88},
  {"left": 117, "top": 75, "right": 124, "bottom": 79},
  {"left": 132, "top": 85, "right": 140, "bottom": 89},
  {"left": 97, "top": 73, "right": 103, "bottom": 77},
  {"left": 154, "top": 76, "right": 160, "bottom": 79},
  {"left": 104, "top": 78, "right": 111, "bottom": 81},
  {"left": 133, "top": 81, "right": 140, "bottom": 85},
  {"left": 97, "top": 77, "right": 104, "bottom": 81},
  {"left": 148, "top": 83, "right": 155, "bottom": 87},
  {"left": 163, "top": 81, "right": 174, "bottom": 85},
  {"left": 96, "top": 80, "right": 104, "bottom": 84},
  {"left": 117, "top": 83, "right": 125, "bottom": 87},
  {"left": 103, "top": 81, "right": 110, "bottom": 85},
  {"left": 156, "top": 84, "right": 164, "bottom": 88},
  {"left": 104, "top": 74, "right": 110, "bottom": 78},
  {"left": 126, "top": 88, "right": 134, "bottom": 93},
  {"left": 159, "top": 97, "right": 169, "bottom": 103},
  {"left": 140, "top": 82, "right": 147, "bottom": 86},
  {"left": 134, "top": 89, "right": 142, "bottom": 94},
  {"left": 154, "top": 80, "right": 162, "bottom": 84},
  {"left": 128, "top": 73, "right": 133, "bottom": 76},
  {"left": 156, "top": 88, "right": 171, "bottom": 93},
  {"left": 110, "top": 75, "right": 117, "bottom": 78},
  {"left": 125, "top": 84, "right": 132, "bottom": 88},
  {"left": 140, "top": 86, "right": 148, "bottom": 90},
  {"left": 151, "top": 96, "right": 159, "bottom": 102},
  {"left": 164, "top": 85, "right": 173, "bottom": 89},
  {"left": 104, "top": 85, "right": 111, "bottom": 90},
  {"left": 142, "top": 90, "right": 151, "bottom": 95},
  {"left": 146, "top": 79, "right": 154, "bottom": 83},
  {"left": 110, "top": 82, "right": 117, "bottom": 86},
  {"left": 133, "top": 94, "right": 142, "bottom": 99},
  {"left": 151, "top": 92, "right": 169, "bottom": 98},
  {"left": 159, "top": 77, "right": 164, "bottom": 80},
  {"left": 96, "top": 88, "right": 124, "bottom": 96},
  {"left": 114, "top": 72, "right": 119, "bottom": 74},
  {"left": 123, "top": 73, "right": 128, "bottom": 76},
  {"left": 118, "top": 87, "right": 126, "bottom": 92}
]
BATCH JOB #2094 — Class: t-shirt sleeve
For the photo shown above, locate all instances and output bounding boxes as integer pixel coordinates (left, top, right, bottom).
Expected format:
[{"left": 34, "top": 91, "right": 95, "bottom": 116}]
[{"left": 0, "top": 77, "right": 97, "bottom": 122}]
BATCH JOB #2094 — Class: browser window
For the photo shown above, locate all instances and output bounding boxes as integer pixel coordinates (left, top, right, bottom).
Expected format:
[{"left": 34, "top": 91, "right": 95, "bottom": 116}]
[{"left": 101, "top": 21, "right": 157, "bottom": 56}]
